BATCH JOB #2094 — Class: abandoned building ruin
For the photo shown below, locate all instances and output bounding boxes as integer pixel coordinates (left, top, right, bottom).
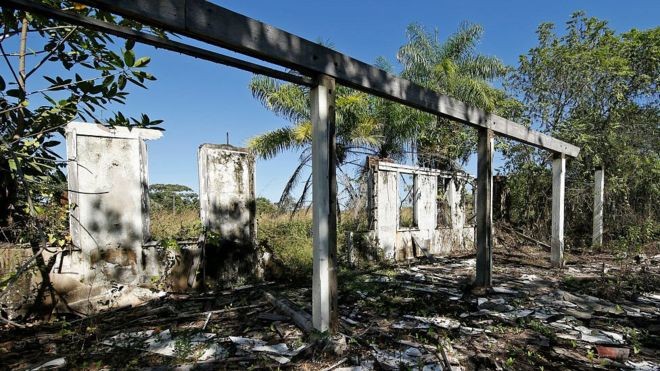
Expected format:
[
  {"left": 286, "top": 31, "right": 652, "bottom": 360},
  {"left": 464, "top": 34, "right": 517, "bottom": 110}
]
[
  {"left": 364, "top": 157, "right": 475, "bottom": 261},
  {"left": 5, "top": 0, "right": 584, "bottom": 334},
  {"left": 65, "top": 122, "right": 161, "bottom": 285},
  {"left": 3, "top": 121, "right": 482, "bottom": 317}
]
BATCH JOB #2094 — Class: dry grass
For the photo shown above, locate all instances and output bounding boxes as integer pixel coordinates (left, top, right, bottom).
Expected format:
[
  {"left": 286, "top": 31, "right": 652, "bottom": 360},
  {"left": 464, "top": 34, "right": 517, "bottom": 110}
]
[
  {"left": 150, "top": 208, "right": 202, "bottom": 241},
  {"left": 257, "top": 211, "right": 313, "bottom": 281}
]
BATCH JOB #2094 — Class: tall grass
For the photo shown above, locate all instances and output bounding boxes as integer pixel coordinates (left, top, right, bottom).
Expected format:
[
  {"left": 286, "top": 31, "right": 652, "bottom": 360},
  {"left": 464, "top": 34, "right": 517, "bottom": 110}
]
[
  {"left": 150, "top": 208, "right": 202, "bottom": 241},
  {"left": 257, "top": 211, "right": 313, "bottom": 281}
]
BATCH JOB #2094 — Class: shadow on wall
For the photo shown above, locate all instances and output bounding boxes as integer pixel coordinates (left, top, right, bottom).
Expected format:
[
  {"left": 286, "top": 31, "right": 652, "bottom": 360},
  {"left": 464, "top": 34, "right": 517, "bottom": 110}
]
[{"left": 204, "top": 199, "right": 260, "bottom": 288}]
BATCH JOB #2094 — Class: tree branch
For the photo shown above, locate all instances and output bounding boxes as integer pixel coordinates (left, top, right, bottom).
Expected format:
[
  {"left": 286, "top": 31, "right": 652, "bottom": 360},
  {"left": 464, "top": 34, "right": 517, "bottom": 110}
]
[{"left": 25, "top": 26, "right": 78, "bottom": 79}]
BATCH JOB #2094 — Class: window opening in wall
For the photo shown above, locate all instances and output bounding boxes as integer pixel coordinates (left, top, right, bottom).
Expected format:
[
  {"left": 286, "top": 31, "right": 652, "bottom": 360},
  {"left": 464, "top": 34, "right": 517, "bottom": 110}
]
[
  {"left": 437, "top": 177, "right": 451, "bottom": 228},
  {"left": 463, "top": 181, "right": 476, "bottom": 226},
  {"left": 398, "top": 173, "right": 417, "bottom": 228}
]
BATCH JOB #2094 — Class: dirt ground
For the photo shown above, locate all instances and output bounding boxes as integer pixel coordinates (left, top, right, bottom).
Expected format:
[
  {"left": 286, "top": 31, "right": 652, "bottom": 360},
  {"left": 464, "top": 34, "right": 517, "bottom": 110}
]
[{"left": 1, "top": 239, "right": 659, "bottom": 370}]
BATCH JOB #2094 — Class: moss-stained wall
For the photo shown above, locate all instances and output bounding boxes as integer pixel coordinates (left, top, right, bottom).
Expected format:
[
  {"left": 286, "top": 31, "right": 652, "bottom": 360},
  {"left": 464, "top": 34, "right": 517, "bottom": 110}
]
[{"left": 198, "top": 144, "right": 260, "bottom": 286}]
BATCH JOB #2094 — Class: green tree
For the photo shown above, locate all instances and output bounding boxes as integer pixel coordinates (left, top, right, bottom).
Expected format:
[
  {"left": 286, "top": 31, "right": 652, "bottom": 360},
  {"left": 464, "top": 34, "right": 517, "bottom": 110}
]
[
  {"left": 0, "top": 2, "right": 162, "bottom": 240},
  {"left": 149, "top": 184, "right": 199, "bottom": 212},
  {"left": 255, "top": 196, "right": 276, "bottom": 215},
  {"left": 397, "top": 22, "right": 517, "bottom": 169},
  {"left": 247, "top": 67, "right": 415, "bottom": 209},
  {"left": 505, "top": 12, "right": 659, "bottom": 248},
  {"left": 248, "top": 23, "right": 514, "bottom": 207}
]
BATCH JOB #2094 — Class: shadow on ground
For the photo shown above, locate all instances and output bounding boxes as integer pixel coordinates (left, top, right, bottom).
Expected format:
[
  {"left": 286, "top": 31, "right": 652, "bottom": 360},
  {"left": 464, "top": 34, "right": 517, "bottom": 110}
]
[{"left": 1, "top": 242, "right": 659, "bottom": 370}]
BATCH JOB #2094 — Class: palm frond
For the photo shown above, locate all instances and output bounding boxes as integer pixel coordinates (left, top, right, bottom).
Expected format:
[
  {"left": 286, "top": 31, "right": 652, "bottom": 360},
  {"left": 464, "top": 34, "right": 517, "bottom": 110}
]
[
  {"left": 292, "top": 121, "right": 313, "bottom": 142},
  {"left": 247, "top": 126, "right": 303, "bottom": 159},
  {"left": 440, "top": 22, "right": 483, "bottom": 62},
  {"left": 291, "top": 173, "right": 312, "bottom": 216},
  {"left": 249, "top": 75, "right": 309, "bottom": 123},
  {"left": 278, "top": 152, "right": 312, "bottom": 210},
  {"left": 450, "top": 75, "right": 495, "bottom": 111},
  {"left": 459, "top": 54, "right": 509, "bottom": 80}
]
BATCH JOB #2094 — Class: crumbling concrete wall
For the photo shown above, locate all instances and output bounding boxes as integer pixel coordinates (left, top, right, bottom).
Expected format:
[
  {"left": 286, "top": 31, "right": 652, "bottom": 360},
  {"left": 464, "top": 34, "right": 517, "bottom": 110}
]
[
  {"left": 0, "top": 122, "right": 166, "bottom": 318},
  {"left": 198, "top": 144, "right": 259, "bottom": 285},
  {"left": 366, "top": 158, "right": 475, "bottom": 261},
  {"left": 66, "top": 122, "right": 162, "bottom": 283}
]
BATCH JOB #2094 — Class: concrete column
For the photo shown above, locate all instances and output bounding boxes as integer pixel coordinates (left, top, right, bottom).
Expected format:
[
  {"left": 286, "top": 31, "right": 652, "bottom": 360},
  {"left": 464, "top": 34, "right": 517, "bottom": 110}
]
[
  {"left": 311, "top": 75, "right": 337, "bottom": 332},
  {"left": 592, "top": 166, "right": 604, "bottom": 247},
  {"left": 65, "top": 122, "right": 161, "bottom": 282},
  {"left": 198, "top": 144, "right": 255, "bottom": 240},
  {"left": 197, "top": 144, "right": 258, "bottom": 284},
  {"left": 551, "top": 153, "right": 566, "bottom": 267},
  {"left": 475, "top": 129, "right": 493, "bottom": 287}
]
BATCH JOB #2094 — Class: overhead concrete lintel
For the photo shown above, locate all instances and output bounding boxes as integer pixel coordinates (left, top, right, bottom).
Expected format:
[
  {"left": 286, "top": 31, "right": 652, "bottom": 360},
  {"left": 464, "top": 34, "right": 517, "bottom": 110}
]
[
  {"left": 376, "top": 160, "right": 473, "bottom": 181},
  {"left": 66, "top": 121, "right": 163, "bottom": 141},
  {"left": 20, "top": 0, "right": 579, "bottom": 157}
]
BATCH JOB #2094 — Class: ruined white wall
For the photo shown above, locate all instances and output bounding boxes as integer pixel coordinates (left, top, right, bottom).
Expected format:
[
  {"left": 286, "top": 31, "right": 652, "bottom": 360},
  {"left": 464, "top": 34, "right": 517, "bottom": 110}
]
[
  {"left": 198, "top": 144, "right": 259, "bottom": 284},
  {"left": 198, "top": 144, "right": 255, "bottom": 240},
  {"left": 368, "top": 159, "right": 475, "bottom": 261},
  {"left": 66, "top": 122, "right": 161, "bottom": 283},
  {"left": 375, "top": 170, "right": 398, "bottom": 259}
]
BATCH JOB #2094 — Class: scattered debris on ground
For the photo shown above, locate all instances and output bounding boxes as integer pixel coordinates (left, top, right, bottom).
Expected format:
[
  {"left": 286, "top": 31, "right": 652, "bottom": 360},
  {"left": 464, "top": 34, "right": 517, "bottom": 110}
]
[{"left": 1, "top": 242, "right": 659, "bottom": 370}]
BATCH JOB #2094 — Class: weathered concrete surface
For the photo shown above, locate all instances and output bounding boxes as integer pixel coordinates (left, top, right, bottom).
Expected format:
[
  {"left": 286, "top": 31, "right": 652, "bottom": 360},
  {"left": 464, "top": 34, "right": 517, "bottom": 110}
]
[
  {"left": 593, "top": 167, "right": 604, "bottom": 247},
  {"left": 198, "top": 144, "right": 260, "bottom": 285},
  {"left": 366, "top": 158, "right": 475, "bottom": 261},
  {"left": 66, "top": 122, "right": 161, "bottom": 283},
  {"left": 551, "top": 153, "right": 566, "bottom": 267},
  {"left": 1, "top": 241, "right": 203, "bottom": 319}
]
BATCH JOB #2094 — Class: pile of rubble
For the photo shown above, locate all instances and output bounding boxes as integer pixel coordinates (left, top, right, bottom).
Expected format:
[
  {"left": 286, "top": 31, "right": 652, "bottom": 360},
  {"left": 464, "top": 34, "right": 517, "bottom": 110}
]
[{"left": 1, "top": 244, "right": 658, "bottom": 370}]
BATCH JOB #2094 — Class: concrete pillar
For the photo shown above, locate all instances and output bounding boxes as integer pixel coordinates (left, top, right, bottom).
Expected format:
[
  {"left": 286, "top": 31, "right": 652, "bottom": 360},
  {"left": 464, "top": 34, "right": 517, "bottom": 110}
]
[
  {"left": 415, "top": 174, "right": 437, "bottom": 231},
  {"left": 198, "top": 144, "right": 255, "bottom": 239},
  {"left": 376, "top": 170, "right": 398, "bottom": 259},
  {"left": 592, "top": 166, "right": 604, "bottom": 247},
  {"left": 311, "top": 75, "right": 337, "bottom": 332},
  {"left": 65, "top": 122, "right": 161, "bottom": 282},
  {"left": 551, "top": 153, "right": 566, "bottom": 267},
  {"left": 198, "top": 144, "right": 258, "bottom": 283},
  {"left": 475, "top": 129, "right": 493, "bottom": 287}
]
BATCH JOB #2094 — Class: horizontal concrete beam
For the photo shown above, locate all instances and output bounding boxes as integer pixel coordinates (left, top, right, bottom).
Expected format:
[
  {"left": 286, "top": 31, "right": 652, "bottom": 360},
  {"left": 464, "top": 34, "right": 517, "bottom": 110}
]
[
  {"left": 3, "top": 0, "right": 314, "bottom": 87},
  {"left": 41, "top": 0, "right": 580, "bottom": 157},
  {"left": 377, "top": 161, "right": 473, "bottom": 180}
]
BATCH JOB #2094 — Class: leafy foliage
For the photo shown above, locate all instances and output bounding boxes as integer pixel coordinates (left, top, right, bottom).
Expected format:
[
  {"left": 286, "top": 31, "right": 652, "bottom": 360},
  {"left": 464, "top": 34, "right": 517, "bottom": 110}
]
[
  {"left": 0, "top": 2, "right": 163, "bottom": 241},
  {"left": 149, "top": 183, "right": 199, "bottom": 211},
  {"left": 397, "top": 22, "right": 518, "bottom": 169},
  {"left": 504, "top": 12, "right": 659, "bottom": 249}
]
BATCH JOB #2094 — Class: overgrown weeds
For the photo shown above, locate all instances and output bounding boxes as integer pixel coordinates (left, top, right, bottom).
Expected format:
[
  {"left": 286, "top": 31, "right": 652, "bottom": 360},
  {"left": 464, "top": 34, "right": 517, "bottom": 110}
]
[
  {"left": 150, "top": 208, "right": 202, "bottom": 241},
  {"left": 258, "top": 211, "right": 313, "bottom": 282}
]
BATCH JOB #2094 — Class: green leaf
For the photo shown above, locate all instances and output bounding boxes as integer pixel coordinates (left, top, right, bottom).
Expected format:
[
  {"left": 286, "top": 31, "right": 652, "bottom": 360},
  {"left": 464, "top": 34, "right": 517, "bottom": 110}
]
[
  {"left": 0, "top": 75, "right": 5, "bottom": 91},
  {"left": 133, "top": 56, "right": 150, "bottom": 68},
  {"left": 125, "top": 38, "right": 135, "bottom": 51},
  {"left": 6, "top": 89, "right": 20, "bottom": 97},
  {"left": 123, "top": 49, "right": 135, "bottom": 68},
  {"left": 118, "top": 74, "right": 127, "bottom": 90}
]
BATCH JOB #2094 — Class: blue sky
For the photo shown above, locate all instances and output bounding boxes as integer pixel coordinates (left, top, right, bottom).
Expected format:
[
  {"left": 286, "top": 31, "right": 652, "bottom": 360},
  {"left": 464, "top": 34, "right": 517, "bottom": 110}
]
[{"left": 8, "top": 0, "right": 660, "bottom": 201}]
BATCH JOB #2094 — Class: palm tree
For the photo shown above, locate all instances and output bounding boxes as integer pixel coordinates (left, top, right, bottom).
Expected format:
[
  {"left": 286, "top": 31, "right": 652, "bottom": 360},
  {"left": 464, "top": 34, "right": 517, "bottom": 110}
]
[
  {"left": 397, "top": 22, "right": 511, "bottom": 169},
  {"left": 248, "top": 22, "right": 514, "bottom": 207},
  {"left": 248, "top": 75, "right": 405, "bottom": 210}
]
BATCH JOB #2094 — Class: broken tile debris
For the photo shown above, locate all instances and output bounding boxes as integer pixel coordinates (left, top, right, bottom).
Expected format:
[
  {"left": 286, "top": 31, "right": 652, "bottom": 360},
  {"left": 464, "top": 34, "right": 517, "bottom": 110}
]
[{"left": 1, "top": 243, "right": 658, "bottom": 369}]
